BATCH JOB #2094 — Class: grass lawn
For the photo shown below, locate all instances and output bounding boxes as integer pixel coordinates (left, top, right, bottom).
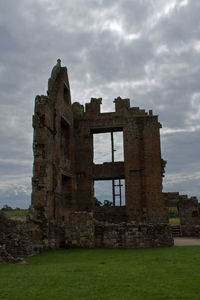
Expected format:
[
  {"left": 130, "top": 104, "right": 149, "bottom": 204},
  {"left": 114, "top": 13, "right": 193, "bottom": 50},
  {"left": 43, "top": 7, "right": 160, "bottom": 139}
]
[
  {"left": 0, "top": 247, "right": 200, "bottom": 300},
  {"left": 169, "top": 218, "right": 180, "bottom": 226},
  {"left": 4, "top": 209, "right": 28, "bottom": 221}
]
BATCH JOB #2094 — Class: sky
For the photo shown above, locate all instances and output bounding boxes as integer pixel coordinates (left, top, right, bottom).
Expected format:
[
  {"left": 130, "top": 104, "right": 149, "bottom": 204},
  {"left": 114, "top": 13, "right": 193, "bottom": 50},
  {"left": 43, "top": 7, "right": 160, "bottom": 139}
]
[{"left": 0, "top": 0, "right": 199, "bottom": 208}]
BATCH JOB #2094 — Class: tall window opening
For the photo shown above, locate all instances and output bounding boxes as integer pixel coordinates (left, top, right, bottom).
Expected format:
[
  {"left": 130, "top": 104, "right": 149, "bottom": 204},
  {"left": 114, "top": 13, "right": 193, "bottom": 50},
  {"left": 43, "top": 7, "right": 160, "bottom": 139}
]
[
  {"left": 94, "top": 179, "right": 125, "bottom": 207},
  {"left": 61, "top": 118, "right": 70, "bottom": 167},
  {"left": 168, "top": 206, "right": 180, "bottom": 226},
  {"left": 62, "top": 175, "right": 71, "bottom": 207},
  {"left": 93, "top": 131, "right": 124, "bottom": 164}
]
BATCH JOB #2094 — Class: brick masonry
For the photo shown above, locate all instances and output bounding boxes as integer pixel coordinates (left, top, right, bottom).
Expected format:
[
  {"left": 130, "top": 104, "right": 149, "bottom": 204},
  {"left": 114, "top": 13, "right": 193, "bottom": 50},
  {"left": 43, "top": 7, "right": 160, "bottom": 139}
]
[{"left": 30, "top": 60, "right": 173, "bottom": 249}]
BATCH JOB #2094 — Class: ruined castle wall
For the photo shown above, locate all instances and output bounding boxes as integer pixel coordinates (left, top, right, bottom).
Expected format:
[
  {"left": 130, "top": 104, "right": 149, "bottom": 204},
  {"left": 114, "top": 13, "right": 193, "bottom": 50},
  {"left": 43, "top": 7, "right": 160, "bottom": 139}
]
[
  {"left": 93, "top": 162, "right": 124, "bottom": 180},
  {"left": 123, "top": 116, "right": 165, "bottom": 222},
  {"left": 51, "top": 70, "right": 75, "bottom": 219},
  {"left": 142, "top": 119, "right": 166, "bottom": 222},
  {"left": 30, "top": 63, "right": 173, "bottom": 250},
  {"left": 94, "top": 207, "right": 127, "bottom": 223},
  {"left": 73, "top": 98, "right": 168, "bottom": 223},
  {"left": 95, "top": 222, "right": 173, "bottom": 248},
  {"left": 123, "top": 119, "right": 144, "bottom": 218},
  {"left": 64, "top": 211, "right": 173, "bottom": 248},
  {"left": 32, "top": 68, "right": 75, "bottom": 222},
  {"left": 32, "top": 95, "right": 55, "bottom": 217},
  {"left": 0, "top": 212, "right": 32, "bottom": 259},
  {"left": 164, "top": 192, "right": 200, "bottom": 237},
  {"left": 65, "top": 212, "right": 95, "bottom": 247},
  {"left": 178, "top": 197, "right": 200, "bottom": 237},
  {"left": 31, "top": 66, "right": 76, "bottom": 250},
  {"left": 73, "top": 120, "right": 94, "bottom": 211}
]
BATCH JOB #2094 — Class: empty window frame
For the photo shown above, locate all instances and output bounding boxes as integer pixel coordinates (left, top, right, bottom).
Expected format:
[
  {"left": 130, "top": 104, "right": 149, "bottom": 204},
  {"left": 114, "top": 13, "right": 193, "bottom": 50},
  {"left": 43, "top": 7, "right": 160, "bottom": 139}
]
[
  {"left": 94, "top": 179, "right": 125, "bottom": 206},
  {"left": 62, "top": 174, "right": 71, "bottom": 206},
  {"left": 93, "top": 131, "right": 124, "bottom": 164},
  {"left": 60, "top": 118, "right": 70, "bottom": 166}
]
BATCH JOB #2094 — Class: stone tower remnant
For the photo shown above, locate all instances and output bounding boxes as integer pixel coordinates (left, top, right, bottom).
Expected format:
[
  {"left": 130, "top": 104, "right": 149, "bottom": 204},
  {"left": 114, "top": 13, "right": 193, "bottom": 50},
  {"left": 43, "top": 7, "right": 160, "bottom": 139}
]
[{"left": 31, "top": 60, "right": 173, "bottom": 251}]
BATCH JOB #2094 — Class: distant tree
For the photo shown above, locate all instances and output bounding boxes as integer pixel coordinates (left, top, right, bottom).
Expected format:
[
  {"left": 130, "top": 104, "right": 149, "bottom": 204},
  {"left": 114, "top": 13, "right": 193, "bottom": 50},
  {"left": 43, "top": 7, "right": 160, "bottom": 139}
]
[
  {"left": 168, "top": 207, "right": 179, "bottom": 218},
  {"left": 103, "top": 200, "right": 113, "bottom": 207},
  {"left": 2, "top": 204, "right": 13, "bottom": 211},
  {"left": 94, "top": 197, "right": 102, "bottom": 207}
]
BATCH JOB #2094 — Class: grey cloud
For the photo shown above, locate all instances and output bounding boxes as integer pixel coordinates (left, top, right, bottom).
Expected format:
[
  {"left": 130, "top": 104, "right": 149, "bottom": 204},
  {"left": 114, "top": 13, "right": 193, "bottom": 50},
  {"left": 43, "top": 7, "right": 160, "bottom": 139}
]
[
  {"left": 161, "top": 130, "right": 200, "bottom": 171},
  {"left": 154, "top": 1, "right": 200, "bottom": 46},
  {"left": 161, "top": 130, "right": 200, "bottom": 200}
]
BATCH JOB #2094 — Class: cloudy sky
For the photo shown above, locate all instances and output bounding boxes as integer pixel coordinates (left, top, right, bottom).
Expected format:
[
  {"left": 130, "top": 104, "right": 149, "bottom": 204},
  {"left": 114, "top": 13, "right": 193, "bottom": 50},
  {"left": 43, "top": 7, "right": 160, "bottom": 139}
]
[{"left": 0, "top": 0, "right": 199, "bottom": 208}]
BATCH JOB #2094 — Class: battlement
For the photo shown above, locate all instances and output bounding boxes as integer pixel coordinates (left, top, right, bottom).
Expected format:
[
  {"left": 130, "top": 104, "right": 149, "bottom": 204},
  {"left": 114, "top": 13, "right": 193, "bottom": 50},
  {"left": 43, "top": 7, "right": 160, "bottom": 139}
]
[{"left": 72, "top": 97, "right": 154, "bottom": 119}]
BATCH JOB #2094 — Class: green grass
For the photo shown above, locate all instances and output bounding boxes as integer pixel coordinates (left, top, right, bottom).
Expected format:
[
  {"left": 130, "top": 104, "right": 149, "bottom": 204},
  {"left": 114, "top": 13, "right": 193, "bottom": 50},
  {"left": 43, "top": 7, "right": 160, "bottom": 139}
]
[
  {"left": 168, "top": 207, "right": 179, "bottom": 218},
  {"left": 169, "top": 217, "right": 180, "bottom": 226},
  {"left": 0, "top": 247, "right": 200, "bottom": 300},
  {"left": 4, "top": 209, "right": 28, "bottom": 221}
]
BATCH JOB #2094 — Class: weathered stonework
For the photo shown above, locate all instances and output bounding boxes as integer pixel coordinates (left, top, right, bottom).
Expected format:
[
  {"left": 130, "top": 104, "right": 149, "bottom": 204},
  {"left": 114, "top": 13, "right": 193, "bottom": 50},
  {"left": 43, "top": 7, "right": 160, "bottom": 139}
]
[
  {"left": 65, "top": 212, "right": 95, "bottom": 248},
  {"left": 63, "top": 211, "right": 173, "bottom": 248},
  {"left": 30, "top": 60, "right": 173, "bottom": 249},
  {"left": 0, "top": 211, "right": 32, "bottom": 263},
  {"left": 164, "top": 192, "right": 200, "bottom": 237}
]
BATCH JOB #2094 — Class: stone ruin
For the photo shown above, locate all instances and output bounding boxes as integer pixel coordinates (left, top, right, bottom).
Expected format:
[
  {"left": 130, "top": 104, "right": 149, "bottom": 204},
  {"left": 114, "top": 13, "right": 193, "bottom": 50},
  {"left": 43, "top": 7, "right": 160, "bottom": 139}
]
[
  {"left": 1, "top": 60, "right": 200, "bottom": 262},
  {"left": 30, "top": 59, "right": 173, "bottom": 251},
  {"left": 0, "top": 211, "right": 31, "bottom": 264},
  {"left": 164, "top": 192, "right": 200, "bottom": 236}
]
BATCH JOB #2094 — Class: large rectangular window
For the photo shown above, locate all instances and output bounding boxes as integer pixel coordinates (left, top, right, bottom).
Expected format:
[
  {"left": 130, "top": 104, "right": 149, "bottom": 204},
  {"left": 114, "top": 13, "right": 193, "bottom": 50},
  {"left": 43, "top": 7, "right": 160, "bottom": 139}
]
[
  {"left": 60, "top": 118, "right": 70, "bottom": 167},
  {"left": 62, "top": 174, "right": 71, "bottom": 206},
  {"left": 93, "top": 131, "right": 124, "bottom": 164},
  {"left": 94, "top": 179, "right": 125, "bottom": 207}
]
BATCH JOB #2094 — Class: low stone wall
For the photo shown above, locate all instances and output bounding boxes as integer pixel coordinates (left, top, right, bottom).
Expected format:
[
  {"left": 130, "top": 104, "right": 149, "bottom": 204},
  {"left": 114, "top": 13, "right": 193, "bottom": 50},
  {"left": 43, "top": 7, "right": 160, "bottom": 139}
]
[
  {"left": 95, "top": 222, "right": 173, "bottom": 248},
  {"left": 178, "top": 198, "right": 200, "bottom": 225},
  {"left": 164, "top": 192, "right": 200, "bottom": 237},
  {"left": 28, "top": 205, "right": 66, "bottom": 253},
  {"left": 0, "top": 209, "right": 174, "bottom": 262},
  {"left": 181, "top": 225, "right": 200, "bottom": 237},
  {"left": 65, "top": 212, "right": 94, "bottom": 247},
  {"left": 0, "top": 211, "right": 32, "bottom": 261},
  {"left": 65, "top": 212, "right": 174, "bottom": 248}
]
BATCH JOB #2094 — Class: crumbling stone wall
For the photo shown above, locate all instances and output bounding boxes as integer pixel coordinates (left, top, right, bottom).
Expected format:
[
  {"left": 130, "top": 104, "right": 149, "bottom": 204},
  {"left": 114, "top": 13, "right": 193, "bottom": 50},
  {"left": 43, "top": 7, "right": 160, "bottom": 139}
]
[
  {"left": 163, "top": 192, "right": 200, "bottom": 237},
  {"left": 0, "top": 211, "right": 32, "bottom": 262},
  {"left": 72, "top": 97, "right": 167, "bottom": 222},
  {"left": 178, "top": 196, "right": 200, "bottom": 237},
  {"left": 31, "top": 60, "right": 76, "bottom": 248},
  {"left": 64, "top": 211, "right": 173, "bottom": 248},
  {"left": 95, "top": 222, "right": 173, "bottom": 248},
  {"left": 28, "top": 205, "right": 65, "bottom": 252},
  {"left": 65, "top": 212, "right": 94, "bottom": 248}
]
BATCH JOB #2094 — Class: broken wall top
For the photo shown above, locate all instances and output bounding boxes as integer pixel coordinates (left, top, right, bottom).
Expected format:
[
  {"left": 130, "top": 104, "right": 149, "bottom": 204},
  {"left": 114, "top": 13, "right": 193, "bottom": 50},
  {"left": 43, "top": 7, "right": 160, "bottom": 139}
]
[{"left": 72, "top": 97, "right": 156, "bottom": 120}]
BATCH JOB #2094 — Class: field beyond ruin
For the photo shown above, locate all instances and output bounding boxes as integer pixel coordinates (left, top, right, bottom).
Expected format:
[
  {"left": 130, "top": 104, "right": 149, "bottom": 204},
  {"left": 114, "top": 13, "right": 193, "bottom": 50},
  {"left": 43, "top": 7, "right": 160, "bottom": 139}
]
[{"left": 0, "top": 247, "right": 200, "bottom": 300}]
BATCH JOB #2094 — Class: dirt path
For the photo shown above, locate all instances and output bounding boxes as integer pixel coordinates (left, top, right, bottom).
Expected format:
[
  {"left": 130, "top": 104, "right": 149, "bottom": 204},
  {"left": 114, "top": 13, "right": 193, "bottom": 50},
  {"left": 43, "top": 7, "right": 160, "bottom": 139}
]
[{"left": 174, "top": 237, "right": 200, "bottom": 246}]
